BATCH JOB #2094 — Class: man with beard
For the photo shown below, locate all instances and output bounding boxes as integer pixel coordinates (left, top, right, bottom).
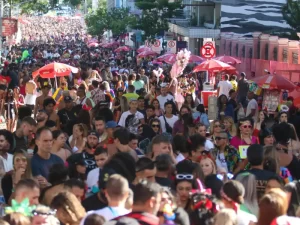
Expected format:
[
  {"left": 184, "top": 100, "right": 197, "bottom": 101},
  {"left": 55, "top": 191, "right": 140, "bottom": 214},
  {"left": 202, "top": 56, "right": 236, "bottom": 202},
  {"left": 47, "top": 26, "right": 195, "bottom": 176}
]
[
  {"left": 57, "top": 96, "right": 76, "bottom": 132},
  {"left": 94, "top": 116, "right": 107, "bottom": 143},
  {"left": 36, "top": 110, "right": 49, "bottom": 129},
  {"left": 0, "top": 129, "right": 14, "bottom": 173},
  {"left": 67, "top": 130, "right": 99, "bottom": 174}
]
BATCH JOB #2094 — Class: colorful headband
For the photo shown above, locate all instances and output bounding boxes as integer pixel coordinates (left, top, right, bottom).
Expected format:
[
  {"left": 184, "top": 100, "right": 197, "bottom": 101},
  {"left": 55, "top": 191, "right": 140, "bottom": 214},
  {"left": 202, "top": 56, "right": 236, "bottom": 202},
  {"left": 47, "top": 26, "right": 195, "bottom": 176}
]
[{"left": 5, "top": 198, "right": 36, "bottom": 217}]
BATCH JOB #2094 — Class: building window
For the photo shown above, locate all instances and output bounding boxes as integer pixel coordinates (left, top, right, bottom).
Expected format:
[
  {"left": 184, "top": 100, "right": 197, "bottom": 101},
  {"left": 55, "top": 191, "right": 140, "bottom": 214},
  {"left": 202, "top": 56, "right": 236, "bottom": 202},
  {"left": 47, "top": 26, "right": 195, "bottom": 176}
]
[
  {"left": 241, "top": 46, "right": 245, "bottom": 58},
  {"left": 265, "top": 44, "right": 269, "bottom": 60},
  {"left": 249, "top": 48, "right": 253, "bottom": 58},
  {"left": 292, "top": 52, "right": 298, "bottom": 64},
  {"left": 235, "top": 44, "right": 238, "bottom": 56},
  {"left": 257, "top": 41, "right": 260, "bottom": 59},
  {"left": 283, "top": 49, "right": 288, "bottom": 62},
  {"left": 229, "top": 42, "right": 232, "bottom": 56},
  {"left": 273, "top": 48, "right": 278, "bottom": 61}
]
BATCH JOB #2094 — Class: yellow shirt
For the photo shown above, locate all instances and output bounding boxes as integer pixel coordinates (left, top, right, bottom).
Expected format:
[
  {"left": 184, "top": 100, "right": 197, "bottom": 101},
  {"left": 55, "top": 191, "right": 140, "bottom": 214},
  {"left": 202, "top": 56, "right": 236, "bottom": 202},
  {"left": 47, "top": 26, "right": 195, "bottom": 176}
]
[{"left": 230, "top": 80, "right": 238, "bottom": 91}]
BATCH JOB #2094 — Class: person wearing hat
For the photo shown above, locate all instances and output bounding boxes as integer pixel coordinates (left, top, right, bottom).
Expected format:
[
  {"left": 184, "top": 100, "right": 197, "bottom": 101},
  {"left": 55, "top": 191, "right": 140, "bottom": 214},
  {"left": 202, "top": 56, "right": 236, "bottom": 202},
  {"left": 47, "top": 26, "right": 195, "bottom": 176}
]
[
  {"left": 237, "top": 72, "right": 249, "bottom": 108},
  {"left": 33, "top": 82, "right": 51, "bottom": 119},
  {"left": 57, "top": 95, "right": 76, "bottom": 131},
  {"left": 99, "top": 120, "right": 117, "bottom": 146},
  {"left": 67, "top": 130, "right": 100, "bottom": 175}
]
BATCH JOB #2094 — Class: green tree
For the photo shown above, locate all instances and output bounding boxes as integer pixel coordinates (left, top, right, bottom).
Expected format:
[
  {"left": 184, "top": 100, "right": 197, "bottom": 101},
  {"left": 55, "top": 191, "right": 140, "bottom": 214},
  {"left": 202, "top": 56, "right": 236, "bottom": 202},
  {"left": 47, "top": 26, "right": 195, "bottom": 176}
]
[
  {"left": 282, "top": 0, "right": 300, "bottom": 39},
  {"left": 19, "top": 0, "right": 49, "bottom": 14},
  {"left": 85, "top": 7, "right": 137, "bottom": 36},
  {"left": 134, "top": 0, "right": 182, "bottom": 39}
]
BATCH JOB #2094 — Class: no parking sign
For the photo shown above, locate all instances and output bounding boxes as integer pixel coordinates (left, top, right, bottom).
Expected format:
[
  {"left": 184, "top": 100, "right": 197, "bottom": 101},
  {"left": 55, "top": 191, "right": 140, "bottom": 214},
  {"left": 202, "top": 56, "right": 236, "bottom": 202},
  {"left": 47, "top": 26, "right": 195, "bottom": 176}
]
[
  {"left": 201, "top": 41, "right": 216, "bottom": 59},
  {"left": 151, "top": 39, "right": 162, "bottom": 53},
  {"left": 167, "top": 40, "right": 176, "bottom": 53}
]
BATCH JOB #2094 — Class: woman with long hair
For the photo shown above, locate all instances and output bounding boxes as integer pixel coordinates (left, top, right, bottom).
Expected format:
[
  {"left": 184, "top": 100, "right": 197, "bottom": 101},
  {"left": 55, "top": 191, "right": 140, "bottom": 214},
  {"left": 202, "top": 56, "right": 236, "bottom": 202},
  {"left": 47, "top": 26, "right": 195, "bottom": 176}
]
[
  {"left": 151, "top": 98, "right": 163, "bottom": 117},
  {"left": 52, "top": 130, "right": 71, "bottom": 162},
  {"left": 257, "top": 189, "right": 288, "bottom": 225},
  {"left": 209, "top": 120, "right": 223, "bottom": 144},
  {"left": 112, "top": 88, "right": 124, "bottom": 122},
  {"left": 218, "top": 94, "right": 234, "bottom": 121},
  {"left": 50, "top": 191, "right": 86, "bottom": 225},
  {"left": 230, "top": 118, "right": 258, "bottom": 150},
  {"left": 2, "top": 213, "right": 30, "bottom": 225},
  {"left": 149, "top": 118, "right": 161, "bottom": 135},
  {"left": 4, "top": 89, "right": 18, "bottom": 132},
  {"left": 284, "top": 181, "right": 300, "bottom": 217},
  {"left": 253, "top": 110, "right": 268, "bottom": 138},
  {"left": 199, "top": 155, "right": 217, "bottom": 178},
  {"left": 184, "top": 94, "right": 196, "bottom": 112},
  {"left": 235, "top": 172, "right": 259, "bottom": 216},
  {"left": 1, "top": 150, "right": 33, "bottom": 204},
  {"left": 192, "top": 104, "right": 210, "bottom": 128},
  {"left": 69, "top": 123, "right": 88, "bottom": 154},
  {"left": 172, "top": 105, "right": 192, "bottom": 136},
  {"left": 224, "top": 116, "right": 237, "bottom": 141},
  {"left": 175, "top": 173, "right": 196, "bottom": 211}
]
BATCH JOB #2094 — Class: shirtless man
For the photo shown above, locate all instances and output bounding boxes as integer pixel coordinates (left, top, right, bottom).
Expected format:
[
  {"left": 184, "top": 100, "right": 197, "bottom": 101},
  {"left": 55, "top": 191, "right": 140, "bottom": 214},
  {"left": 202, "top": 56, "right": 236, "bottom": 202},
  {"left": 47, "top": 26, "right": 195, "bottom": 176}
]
[
  {"left": 43, "top": 97, "right": 60, "bottom": 129},
  {"left": 34, "top": 82, "right": 51, "bottom": 119}
]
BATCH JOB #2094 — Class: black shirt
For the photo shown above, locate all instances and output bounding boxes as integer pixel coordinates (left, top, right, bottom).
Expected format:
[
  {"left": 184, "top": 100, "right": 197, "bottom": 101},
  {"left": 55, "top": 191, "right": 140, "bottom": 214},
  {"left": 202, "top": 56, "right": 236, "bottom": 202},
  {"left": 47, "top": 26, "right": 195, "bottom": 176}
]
[
  {"left": 82, "top": 193, "right": 107, "bottom": 212},
  {"left": 12, "top": 132, "right": 27, "bottom": 153},
  {"left": 57, "top": 108, "right": 77, "bottom": 129},
  {"left": 155, "top": 176, "right": 174, "bottom": 189},
  {"left": 1, "top": 174, "right": 13, "bottom": 203},
  {"left": 67, "top": 150, "right": 96, "bottom": 174}
]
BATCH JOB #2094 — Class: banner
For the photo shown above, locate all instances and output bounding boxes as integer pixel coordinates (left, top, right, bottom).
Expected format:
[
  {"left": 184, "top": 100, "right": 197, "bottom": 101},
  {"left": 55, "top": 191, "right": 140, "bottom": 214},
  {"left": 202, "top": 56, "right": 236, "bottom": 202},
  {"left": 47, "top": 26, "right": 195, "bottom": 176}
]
[{"left": 2, "top": 18, "right": 18, "bottom": 36}]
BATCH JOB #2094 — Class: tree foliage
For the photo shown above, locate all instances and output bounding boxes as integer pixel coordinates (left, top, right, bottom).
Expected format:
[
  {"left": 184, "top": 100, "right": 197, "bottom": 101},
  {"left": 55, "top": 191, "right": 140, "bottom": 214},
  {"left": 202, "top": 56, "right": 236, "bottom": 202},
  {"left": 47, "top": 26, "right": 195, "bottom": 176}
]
[
  {"left": 133, "top": 0, "right": 182, "bottom": 39},
  {"left": 19, "top": 0, "right": 49, "bottom": 14},
  {"left": 85, "top": 7, "right": 137, "bottom": 36},
  {"left": 282, "top": 0, "right": 300, "bottom": 39}
]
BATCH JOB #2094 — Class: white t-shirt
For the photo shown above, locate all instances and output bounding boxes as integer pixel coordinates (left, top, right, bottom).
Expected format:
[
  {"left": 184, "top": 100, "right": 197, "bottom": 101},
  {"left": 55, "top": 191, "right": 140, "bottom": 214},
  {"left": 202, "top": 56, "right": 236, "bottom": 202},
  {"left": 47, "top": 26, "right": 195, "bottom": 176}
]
[
  {"left": 246, "top": 99, "right": 258, "bottom": 123},
  {"left": 205, "top": 139, "right": 214, "bottom": 151},
  {"left": 80, "top": 207, "right": 130, "bottom": 225},
  {"left": 86, "top": 167, "right": 100, "bottom": 190},
  {"left": 0, "top": 153, "right": 13, "bottom": 172},
  {"left": 118, "top": 110, "right": 144, "bottom": 127},
  {"left": 216, "top": 152, "right": 228, "bottom": 172},
  {"left": 157, "top": 94, "right": 175, "bottom": 110},
  {"left": 176, "top": 153, "right": 186, "bottom": 163},
  {"left": 159, "top": 115, "right": 178, "bottom": 133},
  {"left": 237, "top": 210, "right": 257, "bottom": 225},
  {"left": 218, "top": 81, "right": 233, "bottom": 97}
]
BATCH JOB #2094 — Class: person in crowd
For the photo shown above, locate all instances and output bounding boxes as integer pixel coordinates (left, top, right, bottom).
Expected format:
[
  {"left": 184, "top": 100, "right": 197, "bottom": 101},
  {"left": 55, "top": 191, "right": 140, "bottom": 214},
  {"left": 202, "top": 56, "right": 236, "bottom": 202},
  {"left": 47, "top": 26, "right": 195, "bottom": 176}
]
[
  {"left": 230, "top": 118, "right": 258, "bottom": 150},
  {"left": 67, "top": 130, "right": 99, "bottom": 175},
  {"left": 256, "top": 188, "right": 288, "bottom": 225},
  {"left": 43, "top": 97, "right": 60, "bottom": 129},
  {"left": 34, "top": 82, "right": 51, "bottom": 118},
  {"left": 76, "top": 86, "right": 93, "bottom": 109},
  {"left": 221, "top": 180, "right": 257, "bottom": 225},
  {"left": 94, "top": 116, "right": 107, "bottom": 143},
  {"left": 284, "top": 180, "right": 300, "bottom": 217},
  {"left": 148, "top": 134, "right": 174, "bottom": 162},
  {"left": 51, "top": 130, "right": 71, "bottom": 162},
  {"left": 112, "top": 88, "right": 123, "bottom": 122},
  {"left": 188, "top": 133, "right": 207, "bottom": 162},
  {"left": 151, "top": 98, "right": 163, "bottom": 117},
  {"left": 69, "top": 123, "right": 88, "bottom": 154},
  {"left": 50, "top": 191, "right": 86, "bottom": 225},
  {"left": 99, "top": 121, "right": 117, "bottom": 146},
  {"left": 155, "top": 154, "right": 174, "bottom": 188},
  {"left": 265, "top": 176, "right": 285, "bottom": 192},
  {"left": 223, "top": 116, "right": 236, "bottom": 141},
  {"left": 139, "top": 68, "right": 149, "bottom": 91},
  {"left": 195, "top": 123, "right": 215, "bottom": 151},
  {"left": 83, "top": 214, "right": 105, "bottom": 225},
  {"left": 101, "top": 64, "right": 113, "bottom": 82},
  {"left": 258, "top": 124, "right": 274, "bottom": 146},
  {"left": 246, "top": 91, "right": 258, "bottom": 123},
  {"left": 2, "top": 213, "right": 31, "bottom": 225},
  {"left": 31, "top": 127, "right": 64, "bottom": 180},
  {"left": 144, "top": 105, "right": 155, "bottom": 124},
  {"left": 64, "top": 178, "right": 86, "bottom": 201},
  {"left": 4, "top": 89, "right": 18, "bottom": 132},
  {"left": 230, "top": 75, "right": 238, "bottom": 91},
  {"left": 228, "top": 89, "right": 239, "bottom": 122},
  {"left": 213, "top": 209, "right": 238, "bottom": 225},
  {"left": 157, "top": 84, "right": 175, "bottom": 110},
  {"left": 253, "top": 110, "right": 268, "bottom": 137},
  {"left": 1, "top": 149, "right": 33, "bottom": 204},
  {"left": 199, "top": 155, "right": 217, "bottom": 178},
  {"left": 133, "top": 74, "right": 145, "bottom": 92},
  {"left": 237, "top": 72, "right": 249, "bottom": 108},
  {"left": 122, "top": 85, "right": 139, "bottom": 101},
  {"left": 113, "top": 128, "right": 138, "bottom": 161},
  {"left": 217, "top": 74, "right": 232, "bottom": 97},
  {"left": 81, "top": 174, "right": 131, "bottom": 224},
  {"left": 13, "top": 178, "right": 40, "bottom": 206},
  {"left": 137, "top": 96, "right": 146, "bottom": 117},
  {"left": 235, "top": 172, "right": 258, "bottom": 216},
  {"left": 57, "top": 96, "right": 77, "bottom": 132},
  {"left": 86, "top": 146, "right": 108, "bottom": 193},
  {"left": 13, "top": 116, "right": 37, "bottom": 152},
  {"left": 0, "top": 129, "right": 14, "bottom": 173},
  {"left": 172, "top": 105, "right": 192, "bottom": 136},
  {"left": 175, "top": 173, "right": 195, "bottom": 211},
  {"left": 135, "top": 157, "right": 156, "bottom": 183},
  {"left": 159, "top": 101, "right": 178, "bottom": 134},
  {"left": 184, "top": 94, "right": 196, "bottom": 112},
  {"left": 173, "top": 135, "right": 189, "bottom": 162},
  {"left": 218, "top": 94, "right": 234, "bottom": 120},
  {"left": 192, "top": 104, "right": 210, "bottom": 128},
  {"left": 209, "top": 120, "right": 223, "bottom": 144},
  {"left": 211, "top": 131, "right": 241, "bottom": 174}
]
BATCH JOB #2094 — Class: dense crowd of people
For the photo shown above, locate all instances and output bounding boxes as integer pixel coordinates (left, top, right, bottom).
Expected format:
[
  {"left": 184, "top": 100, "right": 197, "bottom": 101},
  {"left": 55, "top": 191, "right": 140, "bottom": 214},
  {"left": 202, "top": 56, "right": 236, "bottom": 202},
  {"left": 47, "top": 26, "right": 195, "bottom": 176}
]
[{"left": 0, "top": 15, "right": 300, "bottom": 225}]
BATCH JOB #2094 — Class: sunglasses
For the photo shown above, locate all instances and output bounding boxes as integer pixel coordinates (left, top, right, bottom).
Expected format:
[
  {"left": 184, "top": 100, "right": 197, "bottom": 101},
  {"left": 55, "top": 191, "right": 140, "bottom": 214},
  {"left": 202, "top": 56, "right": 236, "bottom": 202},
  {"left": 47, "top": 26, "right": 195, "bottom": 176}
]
[
  {"left": 242, "top": 125, "right": 252, "bottom": 129},
  {"left": 152, "top": 124, "right": 160, "bottom": 128},
  {"left": 215, "top": 137, "right": 227, "bottom": 141},
  {"left": 176, "top": 174, "right": 194, "bottom": 180},
  {"left": 214, "top": 124, "right": 221, "bottom": 128}
]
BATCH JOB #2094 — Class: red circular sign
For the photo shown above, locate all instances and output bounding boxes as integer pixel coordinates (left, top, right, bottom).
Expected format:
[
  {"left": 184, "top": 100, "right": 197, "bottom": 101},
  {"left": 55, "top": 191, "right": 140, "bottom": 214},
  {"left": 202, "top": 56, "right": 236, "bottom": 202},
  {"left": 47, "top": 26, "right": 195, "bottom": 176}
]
[
  {"left": 168, "top": 41, "right": 175, "bottom": 48},
  {"left": 201, "top": 43, "right": 216, "bottom": 59},
  {"left": 154, "top": 40, "right": 160, "bottom": 47}
]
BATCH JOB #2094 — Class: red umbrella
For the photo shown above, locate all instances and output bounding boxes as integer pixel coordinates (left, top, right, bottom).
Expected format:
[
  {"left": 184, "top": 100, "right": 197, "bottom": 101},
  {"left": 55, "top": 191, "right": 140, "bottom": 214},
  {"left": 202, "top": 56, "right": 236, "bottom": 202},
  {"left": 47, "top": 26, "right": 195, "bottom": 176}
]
[
  {"left": 88, "top": 42, "right": 99, "bottom": 48},
  {"left": 214, "top": 55, "right": 241, "bottom": 65},
  {"left": 137, "top": 45, "right": 151, "bottom": 53},
  {"left": 193, "top": 59, "right": 235, "bottom": 73},
  {"left": 137, "top": 50, "right": 158, "bottom": 58},
  {"left": 114, "top": 46, "right": 131, "bottom": 53},
  {"left": 32, "top": 62, "right": 79, "bottom": 79},
  {"left": 189, "top": 55, "right": 205, "bottom": 63},
  {"left": 158, "top": 53, "right": 204, "bottom": 64},
  {"left": 250, "top": 74, "right": 297, "bottom": 91}
]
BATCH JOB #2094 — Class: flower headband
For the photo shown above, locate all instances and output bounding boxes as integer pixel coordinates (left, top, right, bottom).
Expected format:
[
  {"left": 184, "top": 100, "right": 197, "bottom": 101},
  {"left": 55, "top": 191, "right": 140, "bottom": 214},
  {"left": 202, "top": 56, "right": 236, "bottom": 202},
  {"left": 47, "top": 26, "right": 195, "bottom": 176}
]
[{"left": 5, "top": 198, "right": 36, "bottom": 217}]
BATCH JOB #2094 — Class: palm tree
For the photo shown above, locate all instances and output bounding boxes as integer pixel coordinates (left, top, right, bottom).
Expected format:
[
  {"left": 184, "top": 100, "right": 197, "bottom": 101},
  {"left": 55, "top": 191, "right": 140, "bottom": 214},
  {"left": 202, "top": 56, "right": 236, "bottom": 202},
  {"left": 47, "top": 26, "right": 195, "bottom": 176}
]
[{"left": 282, "top": 0, "right": 300, "bottom": 39}]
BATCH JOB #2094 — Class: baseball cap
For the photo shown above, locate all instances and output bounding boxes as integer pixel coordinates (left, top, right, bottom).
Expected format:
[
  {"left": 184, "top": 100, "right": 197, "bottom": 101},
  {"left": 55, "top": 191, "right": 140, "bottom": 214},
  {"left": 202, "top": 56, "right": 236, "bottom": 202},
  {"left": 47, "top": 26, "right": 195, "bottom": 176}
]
[
  {"left": 106, "top": 121, "right": 117, "bottom": 129},
  {"left": 64, "top": 96, "right": 73, "bottom": 102},
  {"left": 88, "top": 130, "right": 99, "bottom": 139}
]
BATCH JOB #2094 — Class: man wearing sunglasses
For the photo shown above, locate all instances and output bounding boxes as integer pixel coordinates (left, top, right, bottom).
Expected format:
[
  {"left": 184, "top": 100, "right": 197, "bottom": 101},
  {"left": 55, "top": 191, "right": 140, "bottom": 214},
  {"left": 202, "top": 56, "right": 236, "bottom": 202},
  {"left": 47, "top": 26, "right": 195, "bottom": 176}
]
[{"left": 211, "top": 131, "right": 241, "bottom": 174}]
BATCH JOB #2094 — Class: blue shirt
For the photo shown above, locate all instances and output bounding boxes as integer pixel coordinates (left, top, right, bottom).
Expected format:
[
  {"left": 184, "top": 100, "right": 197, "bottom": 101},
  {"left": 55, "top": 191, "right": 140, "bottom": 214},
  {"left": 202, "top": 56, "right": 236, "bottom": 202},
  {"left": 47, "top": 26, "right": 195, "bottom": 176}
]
[{"left": 31, "top": 153, "right": 64, "bottom": 179}]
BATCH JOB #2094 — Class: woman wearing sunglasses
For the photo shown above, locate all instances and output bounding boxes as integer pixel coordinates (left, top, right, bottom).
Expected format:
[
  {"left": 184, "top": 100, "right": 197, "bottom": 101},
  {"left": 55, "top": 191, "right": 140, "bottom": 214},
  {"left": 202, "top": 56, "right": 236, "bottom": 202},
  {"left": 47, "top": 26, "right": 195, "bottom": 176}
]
[
  {"left": 150, "top": 118, "right": 161, "bottom": 135},
  {"left": 1, "top": 150, "right": 33, "bottom": 204},
  {"left": 175, "top": 173, "right": 196, "bottom": 211},
  {"left": 209, "top": 120, "right": 223, "bottom": 144},
  {"left": 230, "top": 118, "right": 258, "bottom": 150}
]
